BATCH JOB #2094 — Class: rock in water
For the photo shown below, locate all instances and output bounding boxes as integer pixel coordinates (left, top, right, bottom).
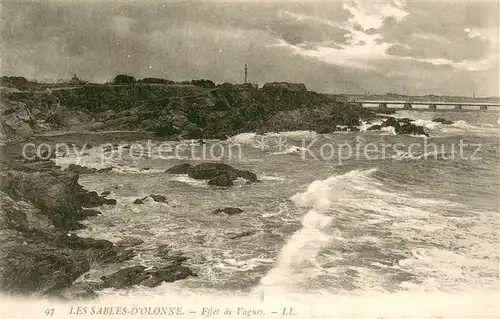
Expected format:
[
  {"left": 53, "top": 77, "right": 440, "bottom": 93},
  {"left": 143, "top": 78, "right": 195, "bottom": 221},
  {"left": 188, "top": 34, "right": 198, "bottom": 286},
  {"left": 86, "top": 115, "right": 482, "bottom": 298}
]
[
  {"left": 432, "top": 118, "right": 453, "bottom": 124},
  {"left": 380, "top": 117, "right": 400, "bottom": 129},
  {"left": 398, "top": 118, "right": 413, "bottom": 124},
  {"left": 100, "top": 266, "right": 147, "bottom": 289},
  {"left": 367, "top": 125, "right": 382, "bottom": 131},
  {"left": 133, "top": 198, "right": 144, "bottom": 204},
  {"left": 212, "top": 207, "right": 244, "bottom": 215},
  {"left": 398, "top": 123, "right": 429, "bottom": 136},
  {"left": 155, "top": 245, "right": 189, "bottom": 264},
  {"left": 165, "top": 163, "right": 192, "bottom": 174},
  {"left": 134, "top": 194, "right": 167, "bottom": 204},
  {"left": 115, "top": 236, "right": 144, "bottom": 248},
  {"left": 149, "top": 194, "right": 167, "bottom": 203},
  {"left": 188, "top": 163, "right": 257, "bottom": 184},
  {"left": 78, "top": 191, "right": 117, "bottom": 208},
  {"left": 142, "top": 265, "right": 195, "bottom": 286},
  {"left": 208, "top": 174, "right": 233, "bottom": 187},
  {"left": 188, "top": 163, "right": 236, "bottom": 179},
  {"left": 100, "top": 264, "right": 195, "bottom": 289},
  {"left": 379, "top": 117, "right": 428, "bottom": 136}
]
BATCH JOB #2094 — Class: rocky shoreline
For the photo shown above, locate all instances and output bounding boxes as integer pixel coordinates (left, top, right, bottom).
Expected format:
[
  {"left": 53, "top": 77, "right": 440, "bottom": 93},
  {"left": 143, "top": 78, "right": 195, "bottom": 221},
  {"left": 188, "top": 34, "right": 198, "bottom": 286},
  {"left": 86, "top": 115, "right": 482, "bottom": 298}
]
[
  {"left": 0, "top": 147, "right": 197, "bottom": 299},
  {"left": 0, "top": 83, "right": 430, "bottom": 142}
]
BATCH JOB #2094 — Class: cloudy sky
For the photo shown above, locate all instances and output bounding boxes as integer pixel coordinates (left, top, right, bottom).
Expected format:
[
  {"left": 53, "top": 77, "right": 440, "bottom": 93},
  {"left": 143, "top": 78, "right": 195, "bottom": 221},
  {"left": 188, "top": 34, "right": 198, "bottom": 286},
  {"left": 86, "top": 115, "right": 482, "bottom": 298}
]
[{"left": 1, "top": 1, "right": 498, "bottom": 96}]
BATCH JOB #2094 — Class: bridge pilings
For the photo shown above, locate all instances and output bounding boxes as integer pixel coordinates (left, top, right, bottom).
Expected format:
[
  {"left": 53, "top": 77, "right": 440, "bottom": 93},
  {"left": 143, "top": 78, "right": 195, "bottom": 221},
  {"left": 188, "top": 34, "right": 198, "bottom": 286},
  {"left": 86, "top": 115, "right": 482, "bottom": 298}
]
[
  {"left": 480, "top": 105, "right": 488, "bottom": 110},
  {"left": 378, "top": 103, "right": 388, "bottom": 111},
  {"left": 403, "top": 103, "right": 412, "bottom": 109},
  {"left": 454, "top": 105, "right": 463, "bottom": 110},
  {"left": 429, "top": 104, "right": 437, "bottom": 111}
]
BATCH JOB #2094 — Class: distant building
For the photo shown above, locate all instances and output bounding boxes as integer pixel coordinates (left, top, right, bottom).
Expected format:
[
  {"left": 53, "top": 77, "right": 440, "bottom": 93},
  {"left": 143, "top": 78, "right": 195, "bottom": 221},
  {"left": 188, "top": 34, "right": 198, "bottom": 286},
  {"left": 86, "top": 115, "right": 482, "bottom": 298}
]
[{"left": 262, "top": 82, "right": 307, "bottom": 92}]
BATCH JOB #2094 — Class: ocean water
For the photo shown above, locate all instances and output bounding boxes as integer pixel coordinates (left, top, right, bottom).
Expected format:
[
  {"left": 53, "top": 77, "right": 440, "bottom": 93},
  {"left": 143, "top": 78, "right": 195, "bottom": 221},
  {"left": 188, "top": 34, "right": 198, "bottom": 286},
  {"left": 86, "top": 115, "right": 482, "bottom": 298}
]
[{"left": 50, "top": 110, "right": 500, "bottom": 318}]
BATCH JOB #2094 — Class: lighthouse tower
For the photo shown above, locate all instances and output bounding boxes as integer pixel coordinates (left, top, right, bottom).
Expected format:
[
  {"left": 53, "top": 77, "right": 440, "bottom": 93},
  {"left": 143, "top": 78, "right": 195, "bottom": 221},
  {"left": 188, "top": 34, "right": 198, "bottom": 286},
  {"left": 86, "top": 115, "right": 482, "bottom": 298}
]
[{"left": 244, "top": 64, "right": 248, "bottom": 84}]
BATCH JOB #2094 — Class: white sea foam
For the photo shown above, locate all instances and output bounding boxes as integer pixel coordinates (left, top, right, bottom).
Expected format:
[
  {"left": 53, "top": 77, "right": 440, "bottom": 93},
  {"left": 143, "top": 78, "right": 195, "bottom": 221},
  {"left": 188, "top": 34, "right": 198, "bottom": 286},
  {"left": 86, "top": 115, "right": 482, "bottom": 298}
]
[
  {"left": 259, "top": 175, "right": 284, "bottom": 181},
  {"left": 252, "top": 166, "right": 499, "bottom": 299},
  {"left": 111, "top": 167, "right": 166, "bottom": 174},
  {"left": 411, "top": 119, "right": 442, "bottom": 129},
  {"left": 380, "top": 126, "right": 397, "bottom": 135},
  {"left": 256, "top": 169, "right": 376, "bottom": 292},
  {"left": 265, "top": 130, "right": 318, "bottom": 140},
  {"left": 270, "top": 145, "right": 308, "bottom": 155},
  {"left": 226, "top": 132, "right": 259, "bottom": 147},
  {"left": 226, "top": 131, "right": 318, "bottom": 151},
  {"left": 450, "top": 120, "right": 474, "bottom": 129},
  {"left": 359, "top": 120, "right": 383, "bottom": 132}
]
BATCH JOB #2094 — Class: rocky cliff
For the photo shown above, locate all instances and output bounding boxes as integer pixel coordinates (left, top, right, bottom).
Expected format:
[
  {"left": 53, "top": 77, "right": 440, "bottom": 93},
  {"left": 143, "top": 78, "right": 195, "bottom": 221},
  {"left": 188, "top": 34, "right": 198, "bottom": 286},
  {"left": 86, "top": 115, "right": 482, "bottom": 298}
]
[
  {"left": 0, "top": 148, "right": 195, "bottom": 298},
  {"left": 0, "top": 84, "right": 377, "bottom": 141}
]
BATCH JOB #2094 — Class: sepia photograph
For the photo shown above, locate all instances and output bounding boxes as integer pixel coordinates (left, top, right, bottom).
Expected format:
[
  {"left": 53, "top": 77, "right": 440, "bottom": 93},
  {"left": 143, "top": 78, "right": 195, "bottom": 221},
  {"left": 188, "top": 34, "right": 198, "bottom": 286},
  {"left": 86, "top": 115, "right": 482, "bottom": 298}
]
[{"left": 0, "top": 1, "right": 499, "bottom": 318}]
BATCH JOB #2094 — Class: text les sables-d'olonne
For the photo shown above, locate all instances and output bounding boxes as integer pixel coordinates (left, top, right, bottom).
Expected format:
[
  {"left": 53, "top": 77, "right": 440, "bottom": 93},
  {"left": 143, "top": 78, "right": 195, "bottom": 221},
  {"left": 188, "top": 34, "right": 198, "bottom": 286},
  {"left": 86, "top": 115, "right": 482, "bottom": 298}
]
[{"left": 68, "top": 306, "right": 297, "bottom": 317}]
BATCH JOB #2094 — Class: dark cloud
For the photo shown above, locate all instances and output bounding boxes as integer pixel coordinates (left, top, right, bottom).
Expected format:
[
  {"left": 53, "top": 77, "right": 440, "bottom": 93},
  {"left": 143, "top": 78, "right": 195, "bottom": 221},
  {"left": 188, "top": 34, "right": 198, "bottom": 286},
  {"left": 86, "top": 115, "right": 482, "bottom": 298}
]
[{"left": 0, "top": 1, "right": 498, "bottom": 96}]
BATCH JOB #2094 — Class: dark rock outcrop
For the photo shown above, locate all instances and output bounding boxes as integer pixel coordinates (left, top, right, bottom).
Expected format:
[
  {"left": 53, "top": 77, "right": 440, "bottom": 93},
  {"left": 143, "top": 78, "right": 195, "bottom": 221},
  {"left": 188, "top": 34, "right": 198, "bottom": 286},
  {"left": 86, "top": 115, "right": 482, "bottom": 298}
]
[
  {"left": 0, "top": 236, "right": 90, "bottom": 295},
  {"left": 367, "top": 125, "right": 382, "bottom": 131},
  {"left": 397, "top": 123, "right": 428, "bottom": 136},
  {"left": 0, "top": 160, "right": 135, "bottom": 297},
  {"left": 373, "top": 117, "right": 429, "bottom": 136},
  {"left": 208, "top": 174, "right": 233, "bottom": 187},
  {"left": 432, "top": 118, "right": 453, "bottom": 124},
  {"left": 100, "top": 265, "right": 147, "bottom": 289},
  {"left": 149, "top": 194, "right": 167, "bottom": 203},
  {"left": 380, "top": 117, "right": 400, "bottom": 129},
  {"left": 156, "top": 244, "right": 189, "bottom": 264},
  {"left": 133, "top": 198, "right": 144, "bottom": 204},
  {"left": 133, "top": 194, "right": 168, "bottom": 204},
  {"left": 77, "top": 191, "right": 117, "bottom": 208},
  {"left": 188, "top": 163, "right": 257, "bottom": 186},
  {"left": 100, "top": 263, "right": 195, "bottom": 289},
  {"left": 212, "top": 207, "right": 244, "bottom": 215}
]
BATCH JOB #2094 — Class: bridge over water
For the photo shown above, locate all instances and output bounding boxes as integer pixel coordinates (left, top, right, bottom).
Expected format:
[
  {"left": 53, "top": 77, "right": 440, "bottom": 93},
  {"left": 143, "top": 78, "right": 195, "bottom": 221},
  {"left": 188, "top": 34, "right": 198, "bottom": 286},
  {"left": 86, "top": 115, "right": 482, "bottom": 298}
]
[{"left": 352, "top": 100, "right": 500, "bottom": 111}]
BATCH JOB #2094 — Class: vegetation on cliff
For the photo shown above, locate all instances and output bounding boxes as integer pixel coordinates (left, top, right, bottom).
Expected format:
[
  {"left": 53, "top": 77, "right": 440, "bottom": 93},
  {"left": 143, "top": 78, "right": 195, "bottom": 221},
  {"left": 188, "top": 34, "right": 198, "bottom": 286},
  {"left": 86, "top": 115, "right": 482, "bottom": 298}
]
[
  {"left": 1, "top": 79, "right": 379, "bottom": 140},
  {"left": 0, "top": 75, "right": 435, "bottom": 141}
]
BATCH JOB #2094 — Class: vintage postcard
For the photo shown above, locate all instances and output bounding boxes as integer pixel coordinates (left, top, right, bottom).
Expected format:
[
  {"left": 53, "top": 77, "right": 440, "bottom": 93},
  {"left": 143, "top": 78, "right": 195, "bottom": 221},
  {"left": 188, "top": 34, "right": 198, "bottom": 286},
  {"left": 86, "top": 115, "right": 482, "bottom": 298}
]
[{"left": 0, "top": 0, "right": 499, "bottom": 318}]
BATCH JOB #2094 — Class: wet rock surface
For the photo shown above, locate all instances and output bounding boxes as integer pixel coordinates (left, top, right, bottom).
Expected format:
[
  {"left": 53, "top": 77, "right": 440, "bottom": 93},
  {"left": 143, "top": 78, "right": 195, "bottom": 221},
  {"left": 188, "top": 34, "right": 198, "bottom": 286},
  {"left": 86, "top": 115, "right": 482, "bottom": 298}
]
[
  {"left": 188, "top": 163, "right": 258, "bottom": 187},
  {"left": 368, "top": 117, "right": 429, "bottom": 136},
  {"left": 0, "top": 148, "right": 196, "bottom": 298},
  {"left": 212, "top": 207, "right": 244, "bottom": 215}
]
